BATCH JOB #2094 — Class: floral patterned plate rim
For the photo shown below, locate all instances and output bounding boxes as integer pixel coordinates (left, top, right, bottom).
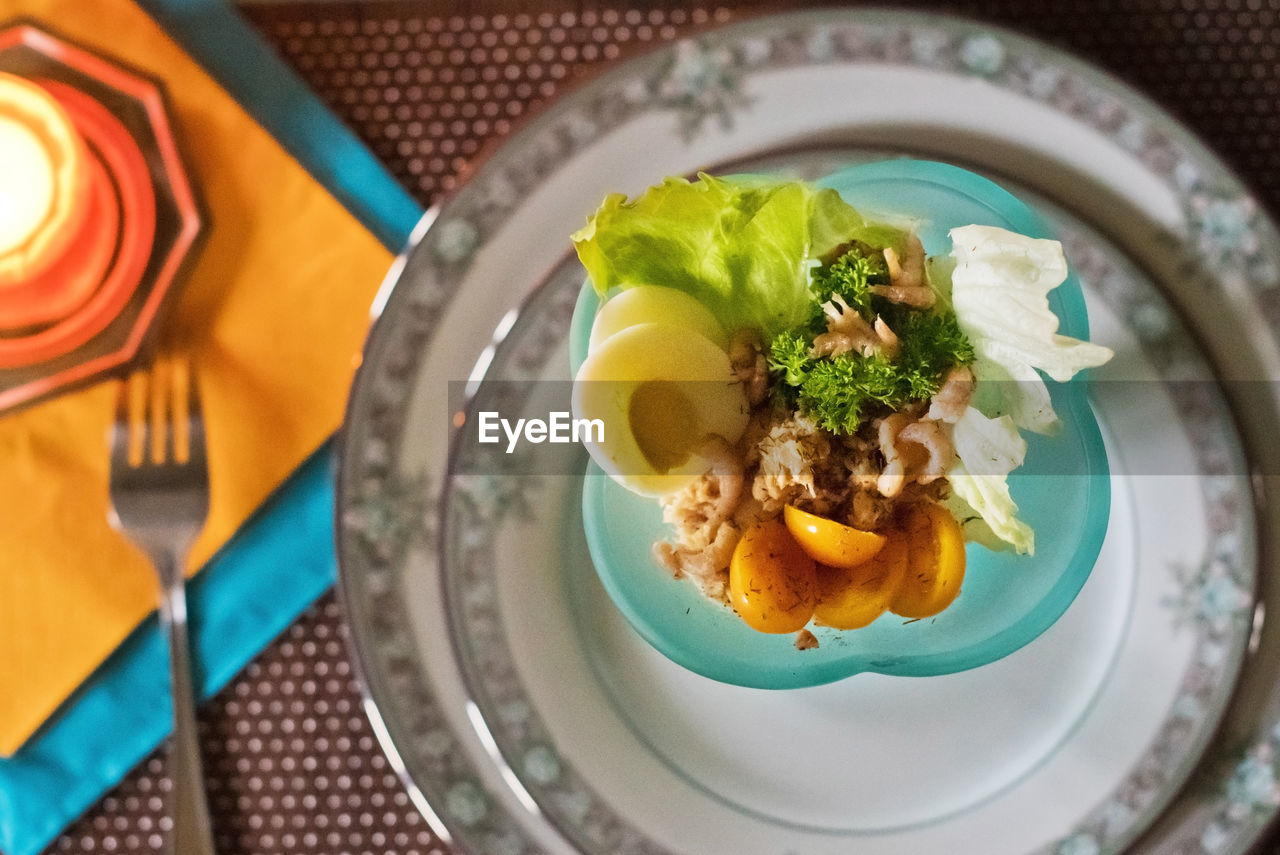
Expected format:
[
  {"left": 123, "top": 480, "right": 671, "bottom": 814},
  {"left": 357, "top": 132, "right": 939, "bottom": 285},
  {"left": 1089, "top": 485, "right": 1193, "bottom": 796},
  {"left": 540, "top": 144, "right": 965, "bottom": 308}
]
[
  {"left": 335, "top": 9, "right": 1280, "bottom": 855},
  {"left": 437, "top": 152, "right": 1254, "bottom": 854}
]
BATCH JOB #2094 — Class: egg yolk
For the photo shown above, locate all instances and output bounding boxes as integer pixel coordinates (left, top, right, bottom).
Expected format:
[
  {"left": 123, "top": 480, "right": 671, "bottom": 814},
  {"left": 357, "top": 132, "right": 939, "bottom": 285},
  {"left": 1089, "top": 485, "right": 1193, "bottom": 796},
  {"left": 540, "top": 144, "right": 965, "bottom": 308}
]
[{"left": 628, "top": 380, "right": 698, "bottom": 473}]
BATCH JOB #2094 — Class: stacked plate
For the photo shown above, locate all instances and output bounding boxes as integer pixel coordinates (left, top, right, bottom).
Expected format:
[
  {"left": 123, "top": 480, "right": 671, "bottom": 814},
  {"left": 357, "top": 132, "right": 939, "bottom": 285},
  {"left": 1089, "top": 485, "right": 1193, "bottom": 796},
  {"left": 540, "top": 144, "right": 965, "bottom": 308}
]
[{"left": 337, "top": 11, "right": 1280, "bottom": 855}]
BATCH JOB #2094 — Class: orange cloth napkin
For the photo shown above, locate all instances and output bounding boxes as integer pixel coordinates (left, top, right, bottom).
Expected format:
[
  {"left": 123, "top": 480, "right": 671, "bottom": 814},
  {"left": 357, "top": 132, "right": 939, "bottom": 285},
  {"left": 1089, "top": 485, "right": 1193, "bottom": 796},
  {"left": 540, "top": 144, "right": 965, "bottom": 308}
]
[{"left": 0, "top": 0, "right": 394, "bottom": 755}]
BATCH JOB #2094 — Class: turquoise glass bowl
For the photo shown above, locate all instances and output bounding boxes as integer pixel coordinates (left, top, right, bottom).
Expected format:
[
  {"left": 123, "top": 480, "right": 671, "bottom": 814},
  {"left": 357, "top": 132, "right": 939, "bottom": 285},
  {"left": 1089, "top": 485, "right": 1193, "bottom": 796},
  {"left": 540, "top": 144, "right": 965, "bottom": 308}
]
[{"left": 572, "top": 159, "right": 1111, "bottom": 689}]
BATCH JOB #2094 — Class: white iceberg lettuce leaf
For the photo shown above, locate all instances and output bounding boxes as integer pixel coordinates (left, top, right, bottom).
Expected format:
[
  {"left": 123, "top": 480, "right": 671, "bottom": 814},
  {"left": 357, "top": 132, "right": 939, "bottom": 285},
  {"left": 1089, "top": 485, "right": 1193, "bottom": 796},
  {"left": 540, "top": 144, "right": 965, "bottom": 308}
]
[
  {"left": 949, "top": 224, "right": 1113, "bottom": 434},
  {"left": 953, "top": 404, "right": 1027, "bottom": 473},
  {"left": 943, "top": 489, "right": 1012, "bottom": 554},
  {"left": 969, "top": 357, "right": 1059, "bottom": 436},
  {"left": 948, "top": 462, "right": 1035, "bottom": 555},
  {"left": 947, "top": 406, "right": 1035, "bottom": 554}
]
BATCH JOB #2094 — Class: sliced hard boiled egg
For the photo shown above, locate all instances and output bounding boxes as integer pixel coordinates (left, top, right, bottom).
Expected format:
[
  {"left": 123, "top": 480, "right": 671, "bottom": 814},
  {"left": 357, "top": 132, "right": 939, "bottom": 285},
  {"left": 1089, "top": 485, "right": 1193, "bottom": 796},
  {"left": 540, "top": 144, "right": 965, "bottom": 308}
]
[
  {"left": 588, "top": 285, "right": 727, "bottom": 353},
  {"left": 573, "top": 321, "right": 748, "bottom": 496}
]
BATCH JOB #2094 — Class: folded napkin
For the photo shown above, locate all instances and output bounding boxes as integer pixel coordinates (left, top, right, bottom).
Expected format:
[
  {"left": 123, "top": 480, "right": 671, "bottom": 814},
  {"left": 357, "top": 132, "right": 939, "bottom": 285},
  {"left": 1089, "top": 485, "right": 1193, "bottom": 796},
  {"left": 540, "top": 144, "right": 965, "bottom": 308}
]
[{"left": 0, "top": 0, "right": 421, "bottom": 851}]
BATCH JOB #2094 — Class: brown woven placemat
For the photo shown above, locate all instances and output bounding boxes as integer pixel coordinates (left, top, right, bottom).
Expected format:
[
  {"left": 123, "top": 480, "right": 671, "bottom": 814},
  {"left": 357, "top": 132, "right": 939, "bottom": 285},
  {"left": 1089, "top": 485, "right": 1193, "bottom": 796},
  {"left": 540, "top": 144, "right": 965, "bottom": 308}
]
[
  {"left": 45, "top": 1, "right": 1280, "bottom": 853},
  {"left": 250, "top": 0, "right": 1280, "bottom": 215}
]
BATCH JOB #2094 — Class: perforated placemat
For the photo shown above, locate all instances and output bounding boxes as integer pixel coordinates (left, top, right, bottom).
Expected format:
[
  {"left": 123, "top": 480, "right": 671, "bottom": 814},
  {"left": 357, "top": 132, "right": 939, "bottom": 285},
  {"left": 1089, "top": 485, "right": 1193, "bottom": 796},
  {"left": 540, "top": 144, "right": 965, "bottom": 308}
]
[{"left": 45, "top": 1, "right": 1280, "bottom": 853}]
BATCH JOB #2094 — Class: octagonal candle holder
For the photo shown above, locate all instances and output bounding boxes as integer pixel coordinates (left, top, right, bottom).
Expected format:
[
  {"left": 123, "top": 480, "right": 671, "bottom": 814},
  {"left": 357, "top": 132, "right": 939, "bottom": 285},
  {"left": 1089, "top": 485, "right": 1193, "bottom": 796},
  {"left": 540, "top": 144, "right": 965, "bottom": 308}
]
[{"left": 0, "top": 21, "right": 204, "bottom": 413}]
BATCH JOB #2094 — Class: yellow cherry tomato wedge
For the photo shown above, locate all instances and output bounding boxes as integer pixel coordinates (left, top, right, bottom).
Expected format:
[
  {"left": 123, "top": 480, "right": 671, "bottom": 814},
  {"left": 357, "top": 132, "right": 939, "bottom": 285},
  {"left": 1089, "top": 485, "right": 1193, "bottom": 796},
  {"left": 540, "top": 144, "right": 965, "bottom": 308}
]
[
  {"left": 729, "top": 518, "right": 817, "bottom": 633},
  {"left": 813, "top": 531, "right": 909, "bottom": 630},
  {"left": 891, "top": 502, "right": 967, "bottom": 619},
  {"left": 783, "top": 504, "right": 886, "bottom": 568}
]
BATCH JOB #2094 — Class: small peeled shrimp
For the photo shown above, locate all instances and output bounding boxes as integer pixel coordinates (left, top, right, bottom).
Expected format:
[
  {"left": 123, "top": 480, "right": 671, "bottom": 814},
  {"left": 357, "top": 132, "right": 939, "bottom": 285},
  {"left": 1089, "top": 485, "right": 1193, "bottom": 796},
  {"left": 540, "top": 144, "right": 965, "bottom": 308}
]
[
  {"left": 811, "top": 295, "right": 899, "bottom": 358},
  {"left": 873, "top": 315, "right": 900, "bottom": 358},
  {"left": 876, "top": 413, "right": 955, "bottom": 496},
  {"left": 875, "top": 413, "right": 913, "bottom": 498},
  {"left": 875, "top": 232, "right": 935, "bottom": 308},
  {"left": 653, "top": 522, "right": 739, "bottom": 602},
  {"left": 897, "top": 419, "right": 955, "bottom": 484},
  {"left": 926, "top": 366, "right": 975, "bottom": 423},
  {"left": 811, "top": 294, "right": 880, "bottom": 358}
]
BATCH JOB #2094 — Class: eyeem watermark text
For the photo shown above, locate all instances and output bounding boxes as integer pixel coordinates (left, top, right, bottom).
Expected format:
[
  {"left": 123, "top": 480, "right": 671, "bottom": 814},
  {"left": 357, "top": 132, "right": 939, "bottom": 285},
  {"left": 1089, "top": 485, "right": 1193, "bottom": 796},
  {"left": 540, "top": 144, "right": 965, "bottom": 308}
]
[{"left": 477, "top": 411, "right": 604, "bottom": 453}]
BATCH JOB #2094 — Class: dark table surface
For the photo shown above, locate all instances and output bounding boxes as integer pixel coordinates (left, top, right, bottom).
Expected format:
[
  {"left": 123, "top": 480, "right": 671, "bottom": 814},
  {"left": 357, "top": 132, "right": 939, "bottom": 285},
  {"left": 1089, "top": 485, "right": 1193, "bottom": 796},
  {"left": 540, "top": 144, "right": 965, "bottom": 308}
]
[{"left": 45, "top": 1, "right": 1280, "bottom": 852}]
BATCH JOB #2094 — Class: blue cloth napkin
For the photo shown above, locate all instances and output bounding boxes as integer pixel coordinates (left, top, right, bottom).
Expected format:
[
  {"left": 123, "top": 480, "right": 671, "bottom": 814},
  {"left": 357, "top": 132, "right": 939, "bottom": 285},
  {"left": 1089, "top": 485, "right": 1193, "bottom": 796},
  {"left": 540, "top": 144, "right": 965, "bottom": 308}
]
[{"left": 0, "top": 2, "right": 421, "bottom": 853}]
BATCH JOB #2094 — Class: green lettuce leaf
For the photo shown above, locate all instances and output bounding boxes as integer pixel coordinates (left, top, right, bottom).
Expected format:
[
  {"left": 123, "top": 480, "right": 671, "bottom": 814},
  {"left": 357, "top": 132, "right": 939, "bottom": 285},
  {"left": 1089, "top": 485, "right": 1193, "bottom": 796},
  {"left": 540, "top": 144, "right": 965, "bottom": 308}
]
[{"left": 571, "top": 173, "right": 871, "bottom": 340}]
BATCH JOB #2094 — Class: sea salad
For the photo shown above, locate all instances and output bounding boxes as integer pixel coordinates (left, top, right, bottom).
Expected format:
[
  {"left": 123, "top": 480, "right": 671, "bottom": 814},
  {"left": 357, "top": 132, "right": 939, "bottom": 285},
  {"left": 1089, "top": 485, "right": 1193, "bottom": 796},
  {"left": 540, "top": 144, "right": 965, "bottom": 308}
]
[{"left": 570, "top": 172, "right": 1112, "bottom": 645}]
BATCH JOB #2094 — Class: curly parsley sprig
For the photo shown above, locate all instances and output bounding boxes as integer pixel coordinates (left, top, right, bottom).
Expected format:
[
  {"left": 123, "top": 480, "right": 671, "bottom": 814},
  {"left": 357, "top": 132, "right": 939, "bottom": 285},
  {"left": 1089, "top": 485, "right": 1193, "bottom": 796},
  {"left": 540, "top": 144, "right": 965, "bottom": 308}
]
[{"left": 767, "top": 244, "right": 974, "bottom": 434}]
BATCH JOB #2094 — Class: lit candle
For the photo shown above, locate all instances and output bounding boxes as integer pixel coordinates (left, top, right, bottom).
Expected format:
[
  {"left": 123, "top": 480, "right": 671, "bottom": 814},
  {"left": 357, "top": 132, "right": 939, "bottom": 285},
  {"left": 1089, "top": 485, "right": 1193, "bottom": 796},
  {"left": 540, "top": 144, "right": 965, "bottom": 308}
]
[
  {"left": 0, "top": 112, "right": 56, "bottom": 259},
  {"left": 0, "top": 72, "right": 88, "bottom": 290}
]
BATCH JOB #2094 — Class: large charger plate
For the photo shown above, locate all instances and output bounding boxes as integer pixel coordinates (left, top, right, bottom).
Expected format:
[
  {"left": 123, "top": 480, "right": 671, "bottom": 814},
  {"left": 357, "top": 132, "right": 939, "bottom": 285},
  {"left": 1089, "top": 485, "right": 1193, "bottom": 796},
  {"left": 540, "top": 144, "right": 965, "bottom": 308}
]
[{"left": 336, "top": 10, "right": 1280, "bottom": 855}]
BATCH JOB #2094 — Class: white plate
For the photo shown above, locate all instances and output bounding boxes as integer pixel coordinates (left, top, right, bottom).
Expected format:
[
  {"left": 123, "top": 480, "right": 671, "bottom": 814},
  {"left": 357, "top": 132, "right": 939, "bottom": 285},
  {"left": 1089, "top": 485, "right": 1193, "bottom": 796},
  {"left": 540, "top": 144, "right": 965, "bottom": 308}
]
[{"left": 337, "top": 11, "right": 1280, "bottom": 855}]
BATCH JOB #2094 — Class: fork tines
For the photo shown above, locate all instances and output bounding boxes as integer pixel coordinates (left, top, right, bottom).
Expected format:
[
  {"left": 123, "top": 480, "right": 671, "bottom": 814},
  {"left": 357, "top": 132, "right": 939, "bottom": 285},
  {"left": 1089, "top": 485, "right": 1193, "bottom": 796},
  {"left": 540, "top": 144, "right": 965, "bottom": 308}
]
[{"left": 116, "top": 355, "right": 203, "bottom": 470}]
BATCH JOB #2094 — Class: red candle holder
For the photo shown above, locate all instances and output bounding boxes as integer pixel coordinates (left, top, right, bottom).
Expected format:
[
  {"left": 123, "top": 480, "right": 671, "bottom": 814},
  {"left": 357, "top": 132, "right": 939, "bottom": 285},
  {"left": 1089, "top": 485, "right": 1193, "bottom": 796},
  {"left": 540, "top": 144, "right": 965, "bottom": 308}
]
[{"left": 0, "top": 21, "right": 204, "bottom": 413}]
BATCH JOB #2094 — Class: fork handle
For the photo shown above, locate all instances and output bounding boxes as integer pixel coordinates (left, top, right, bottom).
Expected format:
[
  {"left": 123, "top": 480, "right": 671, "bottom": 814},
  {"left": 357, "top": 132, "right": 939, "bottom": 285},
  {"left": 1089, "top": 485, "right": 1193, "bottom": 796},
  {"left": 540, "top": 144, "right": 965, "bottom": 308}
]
[{"left": 155, "top": 550, "right": 217, "bottom": 855}]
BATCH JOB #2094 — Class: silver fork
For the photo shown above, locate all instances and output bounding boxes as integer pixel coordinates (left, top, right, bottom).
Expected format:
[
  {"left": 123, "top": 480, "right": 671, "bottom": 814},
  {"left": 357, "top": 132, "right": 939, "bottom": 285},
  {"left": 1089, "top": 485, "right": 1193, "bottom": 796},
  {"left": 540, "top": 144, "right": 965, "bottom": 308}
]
[{"left": 108, "top": 357, "right": 216, "bottom": 855}]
